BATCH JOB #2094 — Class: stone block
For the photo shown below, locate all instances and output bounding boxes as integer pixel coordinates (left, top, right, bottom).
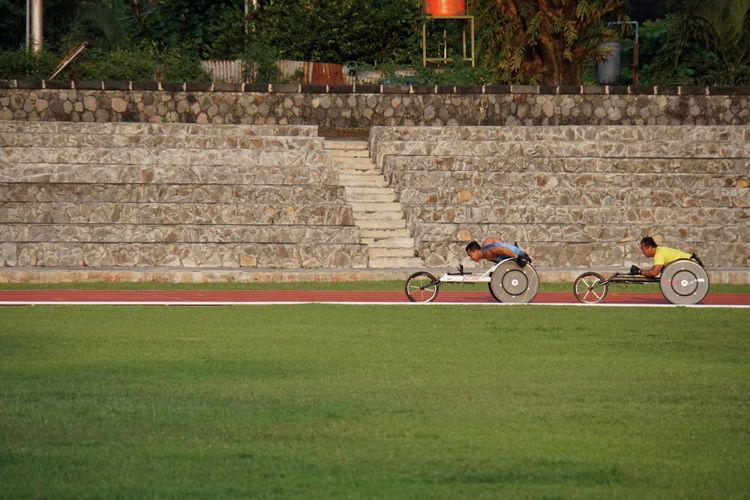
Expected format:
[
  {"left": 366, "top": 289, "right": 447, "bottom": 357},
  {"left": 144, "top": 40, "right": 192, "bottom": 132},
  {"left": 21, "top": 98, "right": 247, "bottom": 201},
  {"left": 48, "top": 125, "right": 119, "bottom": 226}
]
[
  {"left": 44, "top": 80, "right": 72, "bottom": 89},
  {"left": 301, "top": 84, "right": 327, "bottom": 93},
  {"left": 74, "top": 80, "right": 103, "bottom": 90},
  {"left": 328, "top": 85, "right": 354, "bottom": 94},
  {"left": 411, "top": 85, "right": 434, "bottom": 94},
  {"left": 213, "top": 82, "right": 241, "bottom": 92},
  {"left": 131, "top": 81, "right": 159, "bottom": 91},
  {"left": 382, "top": 85, "right": 410, "bottom": 94},
  {"left": 185, "top": 82, "right": 212, "bottom": 92},
  {"left": 103, "top": 81, "right": 130, "bottom": 91},
  {"left": 271, "top": 84, "right": 300, "bottom": 93},
  {"left": 484, "top": 85, "right": 511, "bottom": 94},
  {"left": 16, "top": 80, "right": 43, "bottom": 89},
  {"left": 354, "top": 84, "right": 380, "bottom": 93},
  {"left": 455, "top": 85, "right": 483, "bottom": 94},
  {"left": 161, "top": 82, "right": 185, "bottom": 92},
  {"left": 679, "top": 86, "right": 707, "bottom": 96}
]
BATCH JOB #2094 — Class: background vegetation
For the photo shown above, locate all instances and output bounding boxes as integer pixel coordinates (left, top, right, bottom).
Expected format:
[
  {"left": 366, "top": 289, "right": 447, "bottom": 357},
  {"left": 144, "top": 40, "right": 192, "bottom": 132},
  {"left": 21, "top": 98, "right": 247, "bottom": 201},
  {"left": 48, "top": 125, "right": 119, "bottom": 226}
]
[{"left": 0, "top": 0, "right": 747, "bottom": 85}]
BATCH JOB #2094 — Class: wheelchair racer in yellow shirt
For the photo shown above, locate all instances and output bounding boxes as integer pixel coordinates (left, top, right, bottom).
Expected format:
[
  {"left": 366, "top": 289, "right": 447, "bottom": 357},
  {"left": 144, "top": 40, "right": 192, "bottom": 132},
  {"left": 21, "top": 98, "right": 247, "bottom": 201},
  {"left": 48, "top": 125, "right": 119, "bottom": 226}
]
[{"left": 630, "top": 236, "right": 703, "bottom": 278}]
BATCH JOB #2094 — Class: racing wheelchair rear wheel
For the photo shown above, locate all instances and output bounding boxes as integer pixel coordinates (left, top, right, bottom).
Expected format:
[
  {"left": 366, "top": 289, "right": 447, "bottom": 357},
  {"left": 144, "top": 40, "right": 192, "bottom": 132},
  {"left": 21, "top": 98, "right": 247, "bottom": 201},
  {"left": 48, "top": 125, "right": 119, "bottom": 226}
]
[
  {"left": 489, "top": 260, "right": 539, "bottom": 303},
  {"left": 574, "top": 272, "right": 608, "bottom": 304},
  {"left": 659, "top": 259, "right": 709, "bottom": 305},
  {"left": 405, "top": 271, "right": 440, "bottom": 303}
]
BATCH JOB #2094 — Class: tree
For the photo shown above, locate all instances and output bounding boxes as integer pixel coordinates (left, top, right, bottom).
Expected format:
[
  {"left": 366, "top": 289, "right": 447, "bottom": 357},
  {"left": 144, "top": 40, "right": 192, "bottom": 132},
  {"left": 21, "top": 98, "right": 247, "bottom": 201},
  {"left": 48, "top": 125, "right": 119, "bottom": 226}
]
[
  {"left": 468, "top": 0, "right": 628, "bottom": 85},
  {"left": 253, "top": 0, "right": 421, "bottom": 64},
  {"left": 648, "top": 0, "right": 750, "bottom": 85}
]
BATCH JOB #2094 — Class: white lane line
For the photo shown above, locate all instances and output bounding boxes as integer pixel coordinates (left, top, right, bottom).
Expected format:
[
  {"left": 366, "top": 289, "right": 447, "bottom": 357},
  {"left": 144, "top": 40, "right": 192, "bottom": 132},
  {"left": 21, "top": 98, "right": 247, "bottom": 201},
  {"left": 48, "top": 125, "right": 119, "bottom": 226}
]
[{"left": 0, "top": 301, "right": 748, "bottom": 309}]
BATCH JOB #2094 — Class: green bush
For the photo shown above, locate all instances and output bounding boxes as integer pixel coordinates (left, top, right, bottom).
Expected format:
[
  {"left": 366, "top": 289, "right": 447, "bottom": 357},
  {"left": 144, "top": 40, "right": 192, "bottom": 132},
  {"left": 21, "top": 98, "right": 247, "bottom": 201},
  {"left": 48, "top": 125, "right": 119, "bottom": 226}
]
[
  {"left": 380, "top": 62, "right": 493, "bottom": 86},
  {"left": 74, "top": 46, "right": 209, "bottom": 82},
  {"left": 80, "top": 47, "right": 156, "bottom": 81},
  {"left": 0, "top": 49, "right": 58, "bottom": 80}
]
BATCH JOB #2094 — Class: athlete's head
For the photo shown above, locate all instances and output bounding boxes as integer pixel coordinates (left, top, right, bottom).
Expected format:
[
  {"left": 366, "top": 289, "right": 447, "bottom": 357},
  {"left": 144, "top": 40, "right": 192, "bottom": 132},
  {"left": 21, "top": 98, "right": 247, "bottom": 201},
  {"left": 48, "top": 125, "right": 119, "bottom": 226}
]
[
  {"left": 465, "top": 241, "right": 482, "bottom": 262},
  {"left": 639, "top": 236, "right": 657, "bottom": 257}
]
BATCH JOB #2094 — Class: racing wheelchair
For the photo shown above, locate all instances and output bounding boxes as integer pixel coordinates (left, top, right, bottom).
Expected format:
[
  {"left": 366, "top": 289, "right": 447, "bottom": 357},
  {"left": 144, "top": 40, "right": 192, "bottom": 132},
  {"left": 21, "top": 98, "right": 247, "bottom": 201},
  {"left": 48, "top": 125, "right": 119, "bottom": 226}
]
[
  {"left": 573, "top": 258, "right": 709, "bottom": 305},
  {"left": 405, "top": 257, "right": 539, "bottom": 303}
]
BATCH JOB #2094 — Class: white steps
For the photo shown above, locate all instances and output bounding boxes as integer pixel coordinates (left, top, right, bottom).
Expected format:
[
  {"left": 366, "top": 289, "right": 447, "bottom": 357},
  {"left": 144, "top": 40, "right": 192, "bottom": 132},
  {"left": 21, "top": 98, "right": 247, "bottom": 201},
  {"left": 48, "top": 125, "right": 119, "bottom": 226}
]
[{"left": 325, "top": 139, "right": 424, "bottom": 269}]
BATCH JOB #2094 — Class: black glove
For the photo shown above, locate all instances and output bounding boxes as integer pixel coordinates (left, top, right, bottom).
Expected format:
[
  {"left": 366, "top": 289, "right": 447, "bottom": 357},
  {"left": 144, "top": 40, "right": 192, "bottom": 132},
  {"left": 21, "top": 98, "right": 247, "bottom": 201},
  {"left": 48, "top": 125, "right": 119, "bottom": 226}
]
[
  {"left": 629, "top": 265, "right": 641, "bottom": 275},
  {"left": 515, "top": 255, "right": 528, "bottom": 267}
]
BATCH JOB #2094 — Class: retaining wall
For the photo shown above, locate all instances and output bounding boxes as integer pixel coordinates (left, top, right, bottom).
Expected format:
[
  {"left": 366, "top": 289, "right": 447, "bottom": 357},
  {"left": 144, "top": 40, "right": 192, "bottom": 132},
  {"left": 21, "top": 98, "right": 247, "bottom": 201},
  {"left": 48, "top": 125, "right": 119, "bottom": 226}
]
[{"left": 1, "top": 82, "right": 749, "bottom": 127}]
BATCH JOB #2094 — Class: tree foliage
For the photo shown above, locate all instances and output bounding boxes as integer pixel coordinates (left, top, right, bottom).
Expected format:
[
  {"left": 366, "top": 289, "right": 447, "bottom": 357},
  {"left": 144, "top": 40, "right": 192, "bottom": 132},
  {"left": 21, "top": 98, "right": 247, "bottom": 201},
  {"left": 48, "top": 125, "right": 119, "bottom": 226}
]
[
  {"left": 253, "top": 0, "right": 422, "bottom": 64},
  {"left": 468, "top": 0, "right": 628, "bottom": 85}
]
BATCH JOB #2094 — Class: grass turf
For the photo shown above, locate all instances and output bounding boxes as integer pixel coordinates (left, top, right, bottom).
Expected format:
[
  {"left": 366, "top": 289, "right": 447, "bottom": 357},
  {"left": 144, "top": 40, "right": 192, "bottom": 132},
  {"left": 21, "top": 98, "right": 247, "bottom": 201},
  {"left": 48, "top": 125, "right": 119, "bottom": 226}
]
[{"left": 1, "top": 305, "right": 748, "bottom": 498}]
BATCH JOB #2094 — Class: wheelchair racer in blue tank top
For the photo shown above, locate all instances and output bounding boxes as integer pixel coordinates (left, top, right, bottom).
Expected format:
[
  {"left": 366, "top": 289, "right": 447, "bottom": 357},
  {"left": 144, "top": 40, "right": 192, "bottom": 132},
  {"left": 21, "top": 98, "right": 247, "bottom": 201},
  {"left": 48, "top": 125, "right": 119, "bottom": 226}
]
[{"left": 465, "top": 238, "right": 532, "bottom": 267}]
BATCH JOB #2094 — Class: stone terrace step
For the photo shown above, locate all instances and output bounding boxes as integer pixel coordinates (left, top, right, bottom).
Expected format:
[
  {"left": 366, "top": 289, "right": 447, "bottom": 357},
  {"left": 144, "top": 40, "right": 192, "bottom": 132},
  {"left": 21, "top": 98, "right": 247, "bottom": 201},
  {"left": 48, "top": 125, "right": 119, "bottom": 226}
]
[
  {"left": 416, "top": 241, "right": 748, "bottom": 269},
  {"left": 2, "top": 224, "right": 360, "bottom": 244},
  {"left": 0, "top": 164, "right": 339, "bottom": 185},
  {"left": 2, "top": 202, "right": 354, "bottom": 225},
  {"left": 373, "top": 140, "right": 749, "bottom": 168},
  {"left": 389, "top": 170, "right": 748, "bottom": 191},
  {"left": 368, "top": 256, "right": 424, "bottom": 268},
  {"left": 1, "top": 242, "right": 368, "bottom": 268},
  {"left": 356, "top": 219, "right": 407, "bottom": 230},
  {"left": 412, "top": 222, "right": 747, "bottom": 245},
  {"left": 403, "top": 205, "right": 748, "bottom": 226},
  {"left": 0, "top": 133, "right": 325, "bottom": 150},
  {"left": 0, "top": 183, "right": 347, "bottom": 204},
  {"left": 397, "top": 186, "right": 748, "bottom": 208},
  {"left": 0, "top": 148, "right": 333, "bottom": 168},
  {"left": 324, "top": 140, "right": 369, "bottom": 150},
  {"left": 0, "top": 121, "right": 319, "bottom": 137},
  {"left": 382, "top": 156, "right": 749, "bottom": 176},
  {"left": 370, "top": 125, "right": 749, "bottom": 144}
]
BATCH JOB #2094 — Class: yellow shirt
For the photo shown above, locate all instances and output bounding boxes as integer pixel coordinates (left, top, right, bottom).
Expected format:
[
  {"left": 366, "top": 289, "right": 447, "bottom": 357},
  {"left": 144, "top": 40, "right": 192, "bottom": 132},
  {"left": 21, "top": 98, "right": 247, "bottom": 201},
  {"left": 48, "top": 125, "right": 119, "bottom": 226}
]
[{"left": 653, "top": 246, "right": 692, "bottom": 266}]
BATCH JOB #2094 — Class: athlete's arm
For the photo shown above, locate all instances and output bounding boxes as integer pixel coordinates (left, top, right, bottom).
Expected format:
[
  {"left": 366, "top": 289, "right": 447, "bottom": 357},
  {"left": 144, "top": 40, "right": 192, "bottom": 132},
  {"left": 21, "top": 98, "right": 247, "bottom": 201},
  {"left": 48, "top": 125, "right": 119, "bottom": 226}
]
[
  {"left": 488, "top": 246, "right": 517, "bottom": 260},
  {"left": 640, "top": 264, "right": 664, "bottom": 278}
]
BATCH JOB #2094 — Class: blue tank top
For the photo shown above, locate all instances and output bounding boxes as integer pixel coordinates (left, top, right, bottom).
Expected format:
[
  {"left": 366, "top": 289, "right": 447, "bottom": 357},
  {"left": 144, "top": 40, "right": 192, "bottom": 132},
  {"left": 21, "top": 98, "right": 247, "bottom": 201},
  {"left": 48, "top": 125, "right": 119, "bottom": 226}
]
[{"left": 481, "top": 242, "right": 523, "bottom": 263}]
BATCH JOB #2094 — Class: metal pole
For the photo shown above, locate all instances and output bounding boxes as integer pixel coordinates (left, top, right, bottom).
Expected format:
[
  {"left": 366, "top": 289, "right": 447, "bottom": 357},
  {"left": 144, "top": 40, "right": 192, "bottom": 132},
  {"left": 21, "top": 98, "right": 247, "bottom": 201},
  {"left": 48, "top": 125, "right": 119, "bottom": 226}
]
[{"left": 31, "top": 0, "right": 43, "bottom": 53}]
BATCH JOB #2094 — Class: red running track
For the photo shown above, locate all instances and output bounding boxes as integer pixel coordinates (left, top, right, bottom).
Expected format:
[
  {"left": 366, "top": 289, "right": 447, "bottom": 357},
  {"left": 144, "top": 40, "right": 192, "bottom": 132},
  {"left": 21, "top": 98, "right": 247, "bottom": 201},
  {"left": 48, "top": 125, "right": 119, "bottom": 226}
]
[{"left": 0, "top": 289, "right": 748, "bottom": 306}]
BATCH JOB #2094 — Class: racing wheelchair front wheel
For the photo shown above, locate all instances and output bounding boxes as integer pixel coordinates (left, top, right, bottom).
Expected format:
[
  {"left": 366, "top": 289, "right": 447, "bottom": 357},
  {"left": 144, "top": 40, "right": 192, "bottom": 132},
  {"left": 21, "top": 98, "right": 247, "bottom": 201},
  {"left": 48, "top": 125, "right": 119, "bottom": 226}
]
[
  {"left": 574, "top": 272, "right": 608, "bottom": 304},
  {"left": 489, "top": 260, "right": 539, "bottom": 303},
  {"left": 405, "top": 271, "right": 440, "bottom": 303},
  {"left": 659, "top": 259, "right": 709, "bottom": 305}
]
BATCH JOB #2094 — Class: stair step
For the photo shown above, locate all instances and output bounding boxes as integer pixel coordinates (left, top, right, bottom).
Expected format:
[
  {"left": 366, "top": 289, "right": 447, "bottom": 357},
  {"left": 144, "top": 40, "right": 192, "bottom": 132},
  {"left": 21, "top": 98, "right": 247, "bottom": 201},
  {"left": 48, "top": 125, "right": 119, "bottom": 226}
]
[
  {"left": 369, "top": 247, "right": 418, "bottom": 258},
  {"left": 368, "top": 257, "right": 425, "bottom": 268},
  {"left": 363, "top": 237, "right": 415, "bottom": 248},
  {"left": 360, "top": 228, "right": 411, "bottom": 238},
  {"left": 330, "top": 151, "right": 371, "bottom": 159},
  {"left": 356, "top": 219, "right": 407, "bottom": 230},
  {"left": 324, "top": 140, "right": 368, "bottom": 150},
  {"left": 338, "top": 175, "right": 387, "bottom": 186},
  {"left": 351, "top": 194, "right": 397, "bottom": 203},
  {"left": 352, "top": 202, "right": 403, "bottom": 212},
  {"left": 339, "top": 169, "right": 383, "bottom": 177},
  {"left": 354, "top": 211, "right": 404, "bottom": 221},
  {"left": 333, "top": 158, "right": 376, "bottom": 169},
  {"left": 347, "top": 187, "right": 395, "bottom": 196}
]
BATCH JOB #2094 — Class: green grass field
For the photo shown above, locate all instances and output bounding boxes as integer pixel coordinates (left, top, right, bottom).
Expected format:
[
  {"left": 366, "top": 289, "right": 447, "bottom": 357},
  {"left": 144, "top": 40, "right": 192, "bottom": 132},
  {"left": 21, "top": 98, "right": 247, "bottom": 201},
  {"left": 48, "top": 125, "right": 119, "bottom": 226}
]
[{"left": 1, "top": 305, "right": 749, "bottom": 499}]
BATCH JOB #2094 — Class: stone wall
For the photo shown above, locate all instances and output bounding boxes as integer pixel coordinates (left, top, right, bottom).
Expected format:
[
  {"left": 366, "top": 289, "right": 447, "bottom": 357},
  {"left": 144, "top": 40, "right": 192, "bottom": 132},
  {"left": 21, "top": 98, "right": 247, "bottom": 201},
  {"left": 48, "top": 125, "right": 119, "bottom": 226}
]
[
  {"left": 370, "top": 126, "right": 749, "bottom": 270},
  {"left": 1, "top": 81, "right": 749, "bottom": 127},
  {"left": 0, "top": 121, "right": 369, "bottom": 270}
]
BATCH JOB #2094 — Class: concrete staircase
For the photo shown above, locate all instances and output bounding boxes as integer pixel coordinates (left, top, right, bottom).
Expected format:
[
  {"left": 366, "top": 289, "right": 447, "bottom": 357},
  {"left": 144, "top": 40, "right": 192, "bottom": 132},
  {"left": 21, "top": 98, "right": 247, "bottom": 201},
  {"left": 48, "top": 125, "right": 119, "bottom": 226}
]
[{"left": 325, "top": 139, "right": 423, "bottom": 269}]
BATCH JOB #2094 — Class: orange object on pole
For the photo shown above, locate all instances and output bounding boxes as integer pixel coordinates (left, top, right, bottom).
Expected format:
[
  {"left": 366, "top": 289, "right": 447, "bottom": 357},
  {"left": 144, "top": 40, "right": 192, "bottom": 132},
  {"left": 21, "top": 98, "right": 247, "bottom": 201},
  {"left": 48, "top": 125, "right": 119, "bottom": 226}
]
[{"left": 424, "top": 0, "right": 466, "bottom": 16}]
